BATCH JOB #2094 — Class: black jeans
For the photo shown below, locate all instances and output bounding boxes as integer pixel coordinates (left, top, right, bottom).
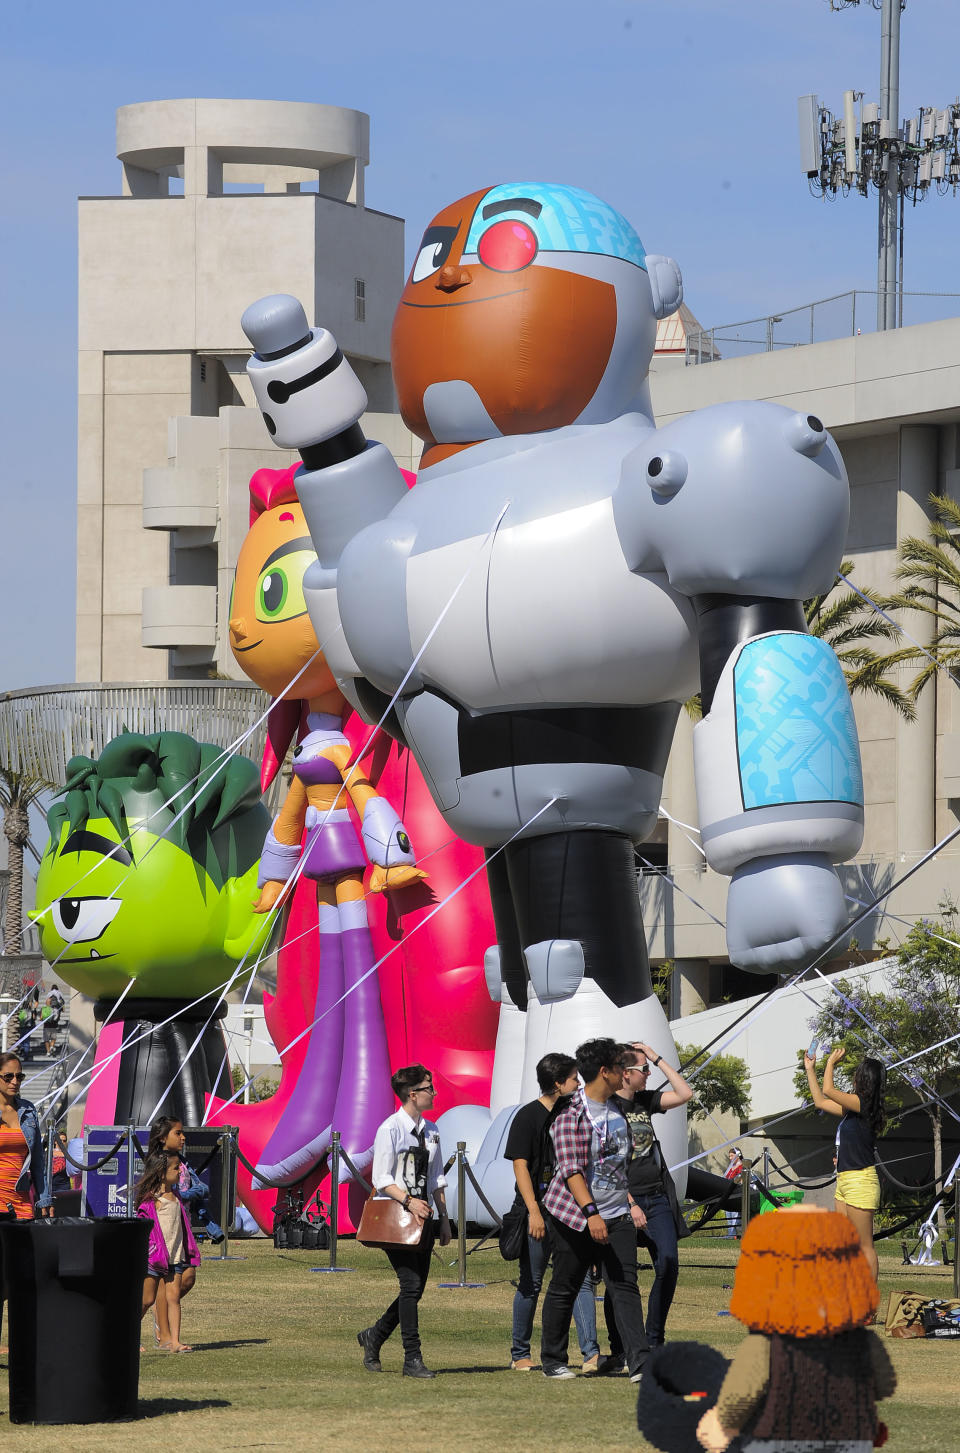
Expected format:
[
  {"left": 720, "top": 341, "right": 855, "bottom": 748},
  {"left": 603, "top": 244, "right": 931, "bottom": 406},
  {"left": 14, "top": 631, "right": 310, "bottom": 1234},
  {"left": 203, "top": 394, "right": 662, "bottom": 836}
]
[
  {"left": 541, "top": 1212, "right": 648, "bottom": 1375},
  {"left": 606, "top": 1192, "right": 679, "bottom": 1349},
  {"left": 372, "top": 1219, "right": 437, "bottom": 1357}
]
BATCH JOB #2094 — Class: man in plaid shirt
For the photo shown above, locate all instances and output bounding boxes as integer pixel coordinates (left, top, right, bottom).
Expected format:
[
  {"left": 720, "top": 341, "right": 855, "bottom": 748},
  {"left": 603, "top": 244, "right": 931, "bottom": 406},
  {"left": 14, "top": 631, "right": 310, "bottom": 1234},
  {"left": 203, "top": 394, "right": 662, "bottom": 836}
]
[{"left": 539, "top": 1037, "right": 650, "bottom": 1380}]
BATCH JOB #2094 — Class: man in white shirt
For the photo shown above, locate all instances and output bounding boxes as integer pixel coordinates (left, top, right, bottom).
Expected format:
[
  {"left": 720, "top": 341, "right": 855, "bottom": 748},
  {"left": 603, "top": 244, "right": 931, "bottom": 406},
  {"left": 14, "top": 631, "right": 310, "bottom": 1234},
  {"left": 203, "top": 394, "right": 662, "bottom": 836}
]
[{"left": 357, "top": 1064, "right": 451, "bottom": 1379}]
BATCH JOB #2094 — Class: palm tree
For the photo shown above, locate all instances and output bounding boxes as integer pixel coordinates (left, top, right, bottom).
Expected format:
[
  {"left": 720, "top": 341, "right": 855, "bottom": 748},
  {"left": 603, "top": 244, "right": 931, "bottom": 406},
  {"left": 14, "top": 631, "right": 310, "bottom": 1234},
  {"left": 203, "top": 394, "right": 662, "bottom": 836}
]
[
  {"left": 1, "top": 765, "right": 56, "bottom": 957},
  {"left": 885, "top": 493, "right": 960, "bottom": 698},
  {"left": 806, "top": 560, "right": 914, "bottom": 720},
  {"left": 685, "top": 561, "right": 914, "bottom": 721}
]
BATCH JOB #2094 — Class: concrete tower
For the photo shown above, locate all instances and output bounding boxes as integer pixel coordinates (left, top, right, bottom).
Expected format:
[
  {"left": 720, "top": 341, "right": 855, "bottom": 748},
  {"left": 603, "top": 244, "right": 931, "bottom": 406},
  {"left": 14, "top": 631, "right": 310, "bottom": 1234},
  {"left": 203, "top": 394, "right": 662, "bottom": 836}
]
[{"left": 77, "top": 98, "right": 415, "bottom": 681}]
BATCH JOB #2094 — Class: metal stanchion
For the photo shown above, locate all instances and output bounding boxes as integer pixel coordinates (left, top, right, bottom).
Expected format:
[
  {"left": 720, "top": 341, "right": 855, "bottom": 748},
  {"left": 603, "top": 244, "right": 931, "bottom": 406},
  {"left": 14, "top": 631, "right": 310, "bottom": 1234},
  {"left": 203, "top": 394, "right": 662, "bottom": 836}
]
[
  {"left": 954, "top": 1174, "right": 959, "bottom": 1300},
  {"left": 312, "top": 1131, "right": 355, "bottom": 1273},
  {"left": 761, "top": 1148, "right": 770, "bottom": 1192},
  {"left": 44, "top": 1123, "right": 56, "bottom": 1199},
  {"left": 206, "top": 1130, "right": 245, "bottom": 1262},
  {"left": 438, "top": 1142, "right": 484, "bottom": 1290},
  {"left": 124, "top": 1124, "right": 135, "bottom": 1212}
]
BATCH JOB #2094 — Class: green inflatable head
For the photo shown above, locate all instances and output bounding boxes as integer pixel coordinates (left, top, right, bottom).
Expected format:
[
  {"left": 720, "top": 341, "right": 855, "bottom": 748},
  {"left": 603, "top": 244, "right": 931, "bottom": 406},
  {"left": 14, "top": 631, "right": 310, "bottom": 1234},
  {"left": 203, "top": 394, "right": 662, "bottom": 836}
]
[{"left": 32, "top": 731, "right": 276, "bottom": 1001}]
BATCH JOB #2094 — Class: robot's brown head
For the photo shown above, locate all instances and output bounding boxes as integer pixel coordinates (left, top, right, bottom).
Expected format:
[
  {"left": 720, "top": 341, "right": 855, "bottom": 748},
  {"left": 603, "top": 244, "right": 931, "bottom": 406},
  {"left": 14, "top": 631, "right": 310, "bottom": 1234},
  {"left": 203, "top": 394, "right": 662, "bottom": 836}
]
[{"left": 392, "top": 183, "right": 680, "bottom": 454}]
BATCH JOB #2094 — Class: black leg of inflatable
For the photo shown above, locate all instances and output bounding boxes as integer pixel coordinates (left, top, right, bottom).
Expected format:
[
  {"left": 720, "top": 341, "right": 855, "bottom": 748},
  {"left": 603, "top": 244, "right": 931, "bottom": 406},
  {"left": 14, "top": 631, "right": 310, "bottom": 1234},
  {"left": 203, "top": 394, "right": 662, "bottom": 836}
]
[
  {"left": 101, "top": 998, "right": 232, "bottom": 1126},
  {"left": 485, "top": 849, "right": 529, "bottom": 1010},
  {"left": 503, "top": 829, "right": 653, "bottom": 1008}
]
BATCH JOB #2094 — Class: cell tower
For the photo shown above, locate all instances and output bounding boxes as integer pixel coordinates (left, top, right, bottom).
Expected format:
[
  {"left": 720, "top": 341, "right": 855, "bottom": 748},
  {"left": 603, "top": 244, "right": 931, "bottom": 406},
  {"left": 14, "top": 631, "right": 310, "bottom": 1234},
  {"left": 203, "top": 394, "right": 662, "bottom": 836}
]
[{"left": 799, "top": 0, "right": 960, "bottom": 331}]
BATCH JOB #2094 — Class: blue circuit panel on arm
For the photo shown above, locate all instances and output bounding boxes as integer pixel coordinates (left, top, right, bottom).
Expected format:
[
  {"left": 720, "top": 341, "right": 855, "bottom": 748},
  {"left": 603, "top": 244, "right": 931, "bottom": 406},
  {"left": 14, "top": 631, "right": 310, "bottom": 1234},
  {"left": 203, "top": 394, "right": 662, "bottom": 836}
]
[{"left": 734, "top": 634, "right": 864, "bottom": 809}]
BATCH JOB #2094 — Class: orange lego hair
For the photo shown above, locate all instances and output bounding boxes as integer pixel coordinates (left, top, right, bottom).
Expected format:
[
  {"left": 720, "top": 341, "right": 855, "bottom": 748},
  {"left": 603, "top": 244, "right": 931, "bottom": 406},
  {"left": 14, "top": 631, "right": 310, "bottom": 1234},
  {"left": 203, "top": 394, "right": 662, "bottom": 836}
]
[{"left": 729, "top": 1210, "right": 878, "bottom": 1336}]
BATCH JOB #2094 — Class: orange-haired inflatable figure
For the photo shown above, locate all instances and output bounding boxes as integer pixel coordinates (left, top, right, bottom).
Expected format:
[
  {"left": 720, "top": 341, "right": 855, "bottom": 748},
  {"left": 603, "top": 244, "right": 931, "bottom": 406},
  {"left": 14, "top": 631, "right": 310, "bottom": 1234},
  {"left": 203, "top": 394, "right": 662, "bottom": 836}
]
[{"left": 229, "top": 465, "right": 424, "bottom": 1185}]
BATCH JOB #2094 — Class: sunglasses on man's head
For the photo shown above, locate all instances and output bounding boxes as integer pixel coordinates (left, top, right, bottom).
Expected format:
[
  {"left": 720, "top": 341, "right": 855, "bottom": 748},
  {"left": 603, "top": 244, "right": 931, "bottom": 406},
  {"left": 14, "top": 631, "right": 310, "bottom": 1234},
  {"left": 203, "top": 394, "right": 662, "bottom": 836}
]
[{"left": 1, "top": 1072, "right": 24, "bottom": 1083}]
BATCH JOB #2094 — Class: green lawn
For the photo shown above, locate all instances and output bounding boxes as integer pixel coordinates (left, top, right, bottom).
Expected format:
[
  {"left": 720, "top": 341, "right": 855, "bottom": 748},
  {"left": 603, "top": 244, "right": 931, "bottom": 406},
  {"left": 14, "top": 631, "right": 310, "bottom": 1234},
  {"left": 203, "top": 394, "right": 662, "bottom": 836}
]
[{"left": 1, "top": 1233, "right": 957, "bottom": 1450}]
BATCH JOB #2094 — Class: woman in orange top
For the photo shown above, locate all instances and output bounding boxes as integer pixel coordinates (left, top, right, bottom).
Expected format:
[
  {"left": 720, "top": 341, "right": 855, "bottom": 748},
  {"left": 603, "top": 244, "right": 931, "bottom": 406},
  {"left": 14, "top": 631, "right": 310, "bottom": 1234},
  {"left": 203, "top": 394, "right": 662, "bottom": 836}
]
[
  {"left": 0, "top": 1052, "right": 52, "bottom": 1220},
  {"left": 0, "top": 1050, "right": 53, "bottom": 1352}
]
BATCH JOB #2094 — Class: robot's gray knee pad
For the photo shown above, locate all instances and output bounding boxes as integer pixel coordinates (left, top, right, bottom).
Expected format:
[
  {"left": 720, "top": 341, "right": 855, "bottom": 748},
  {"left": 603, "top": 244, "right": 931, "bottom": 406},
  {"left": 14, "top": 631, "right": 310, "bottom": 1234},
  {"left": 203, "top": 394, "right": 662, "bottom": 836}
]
[{"left": 523, "top": 940, "right": 585, "bottom": 1004}]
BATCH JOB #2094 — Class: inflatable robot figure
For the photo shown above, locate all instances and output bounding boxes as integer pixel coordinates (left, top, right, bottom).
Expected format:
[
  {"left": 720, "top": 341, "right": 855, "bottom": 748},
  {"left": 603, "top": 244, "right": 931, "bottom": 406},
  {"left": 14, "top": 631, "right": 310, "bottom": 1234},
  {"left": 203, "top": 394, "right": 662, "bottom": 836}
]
[{"left": 240, "top": 183, "right": 863, "bottom": 1183}]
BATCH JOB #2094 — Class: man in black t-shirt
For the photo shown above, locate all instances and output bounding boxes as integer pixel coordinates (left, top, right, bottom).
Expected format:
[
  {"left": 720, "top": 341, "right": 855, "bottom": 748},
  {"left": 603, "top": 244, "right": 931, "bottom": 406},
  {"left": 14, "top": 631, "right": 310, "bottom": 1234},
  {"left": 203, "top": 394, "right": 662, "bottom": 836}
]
[
  {"left": 602, "top": 1041, "right": 693, "bottom": 1357},
  {"left": 503, "top": 1052, "right": 600, "bottom": 1372}
]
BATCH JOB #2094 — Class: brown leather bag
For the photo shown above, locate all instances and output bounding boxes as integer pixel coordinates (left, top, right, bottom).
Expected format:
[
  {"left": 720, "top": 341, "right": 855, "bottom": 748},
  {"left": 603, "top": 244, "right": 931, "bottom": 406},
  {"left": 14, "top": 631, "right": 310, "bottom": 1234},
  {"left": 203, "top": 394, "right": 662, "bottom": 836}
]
[{"left": 356, "top": 1195, "right": 425, "bottom": 1249}]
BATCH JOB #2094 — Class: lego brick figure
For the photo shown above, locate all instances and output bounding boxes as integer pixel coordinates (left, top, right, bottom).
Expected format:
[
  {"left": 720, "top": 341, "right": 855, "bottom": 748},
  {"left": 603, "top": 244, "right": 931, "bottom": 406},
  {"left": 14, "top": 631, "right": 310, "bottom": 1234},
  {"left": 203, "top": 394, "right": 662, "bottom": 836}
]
[{"left": 696, "top": 1208, "right": 895, "bottom": 1452}]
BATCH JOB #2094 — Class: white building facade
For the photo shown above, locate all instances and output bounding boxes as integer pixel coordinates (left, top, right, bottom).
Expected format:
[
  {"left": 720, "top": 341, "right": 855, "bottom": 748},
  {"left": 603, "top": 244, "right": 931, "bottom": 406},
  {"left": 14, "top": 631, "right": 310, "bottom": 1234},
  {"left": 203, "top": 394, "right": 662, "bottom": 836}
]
[{"left": 76, "top": 98, "right": 416, "bottom": 682}]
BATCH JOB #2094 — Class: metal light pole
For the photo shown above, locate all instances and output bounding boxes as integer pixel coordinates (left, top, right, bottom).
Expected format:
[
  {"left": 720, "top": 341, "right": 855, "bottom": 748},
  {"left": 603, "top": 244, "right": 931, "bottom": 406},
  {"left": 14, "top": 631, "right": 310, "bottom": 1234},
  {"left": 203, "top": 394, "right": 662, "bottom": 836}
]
[{"left": 877, "top": 0, "right": 902, "bottom": 329}]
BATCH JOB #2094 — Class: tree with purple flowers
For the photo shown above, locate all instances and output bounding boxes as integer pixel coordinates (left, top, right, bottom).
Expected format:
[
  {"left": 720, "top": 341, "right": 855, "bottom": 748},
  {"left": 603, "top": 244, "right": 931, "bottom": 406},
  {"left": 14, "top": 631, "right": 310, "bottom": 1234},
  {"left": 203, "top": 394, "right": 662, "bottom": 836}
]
[{"left": 793, "top": 912, "right": 960, "bottom": 1227}]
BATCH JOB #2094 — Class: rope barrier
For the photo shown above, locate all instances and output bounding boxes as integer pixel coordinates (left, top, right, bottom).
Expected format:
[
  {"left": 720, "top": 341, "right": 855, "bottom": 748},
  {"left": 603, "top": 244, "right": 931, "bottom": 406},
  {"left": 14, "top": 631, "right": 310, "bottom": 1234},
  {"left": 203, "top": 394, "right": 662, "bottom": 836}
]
[
  {"left": 764, "top": 1160, "right": 839, "bottom": 1192},
  {"left": 462, "top": 1157, "right": 504, "bottom": 1229},
  {"left": 189, "top": 1141, "right": 222, "bottom": 1178},
  {"left": 875, "top": 1151, "right": 949, "bottom": 1195},
  {"left": 54, "top": 1131, "right": 127, "bottom": 1174},
  {"left": 234, "top": 1140, "right": 317, "bottom": 1193},
  {"left": 336, "top": 1145, "right": 373, "bottom": 1196},
  {"left": 874, "top": 1190, "right": 950, "bottom": 1243}
]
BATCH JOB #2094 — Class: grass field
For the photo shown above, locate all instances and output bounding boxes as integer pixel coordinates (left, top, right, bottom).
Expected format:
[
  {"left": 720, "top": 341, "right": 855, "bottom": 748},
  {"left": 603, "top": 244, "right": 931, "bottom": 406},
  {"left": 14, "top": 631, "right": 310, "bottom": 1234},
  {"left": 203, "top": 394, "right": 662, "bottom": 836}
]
[{"left": 1, "top": 1232, "right": 958, "bottom": 1451}]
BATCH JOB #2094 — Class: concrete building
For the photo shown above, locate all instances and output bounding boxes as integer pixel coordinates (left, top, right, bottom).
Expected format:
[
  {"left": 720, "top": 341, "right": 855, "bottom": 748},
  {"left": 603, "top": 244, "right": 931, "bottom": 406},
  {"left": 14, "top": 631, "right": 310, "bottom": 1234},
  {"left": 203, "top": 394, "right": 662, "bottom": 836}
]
[{"left": 77, "top": 98, "right": 411, "bottom": 682}]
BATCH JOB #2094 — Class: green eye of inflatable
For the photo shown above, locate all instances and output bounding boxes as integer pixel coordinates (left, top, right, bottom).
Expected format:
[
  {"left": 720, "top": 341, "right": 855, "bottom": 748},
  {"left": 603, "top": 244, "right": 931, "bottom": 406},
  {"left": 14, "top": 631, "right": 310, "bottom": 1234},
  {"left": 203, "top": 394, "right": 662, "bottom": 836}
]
[
  {"left": 255, "top": 552, "right": 313, "bottom": 623},
  {"left": 258, "top": 568, "right": 288, "bottom": 618}
]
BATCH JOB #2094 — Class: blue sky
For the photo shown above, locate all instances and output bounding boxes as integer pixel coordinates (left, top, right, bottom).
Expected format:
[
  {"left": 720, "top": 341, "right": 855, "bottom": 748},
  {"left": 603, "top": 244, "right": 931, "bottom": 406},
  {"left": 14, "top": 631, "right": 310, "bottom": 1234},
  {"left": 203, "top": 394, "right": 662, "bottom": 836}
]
[{"left": 2, "top": 0, "right": 958, "bottom": 690}]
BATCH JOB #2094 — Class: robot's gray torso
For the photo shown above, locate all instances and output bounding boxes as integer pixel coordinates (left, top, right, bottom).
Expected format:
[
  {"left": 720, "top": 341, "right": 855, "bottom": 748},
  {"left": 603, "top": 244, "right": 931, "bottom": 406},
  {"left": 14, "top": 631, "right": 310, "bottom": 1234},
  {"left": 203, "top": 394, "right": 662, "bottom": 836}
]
[{"left": 336, "top": 415, "right": 701, "bottom": 714}]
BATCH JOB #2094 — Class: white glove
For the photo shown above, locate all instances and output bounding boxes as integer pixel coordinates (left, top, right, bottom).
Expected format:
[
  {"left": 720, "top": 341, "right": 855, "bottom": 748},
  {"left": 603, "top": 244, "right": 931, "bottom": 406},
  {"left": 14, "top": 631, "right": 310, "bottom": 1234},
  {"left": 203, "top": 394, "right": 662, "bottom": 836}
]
[{"left": 360, "top": 797, "right": 416, "bottom": 869}]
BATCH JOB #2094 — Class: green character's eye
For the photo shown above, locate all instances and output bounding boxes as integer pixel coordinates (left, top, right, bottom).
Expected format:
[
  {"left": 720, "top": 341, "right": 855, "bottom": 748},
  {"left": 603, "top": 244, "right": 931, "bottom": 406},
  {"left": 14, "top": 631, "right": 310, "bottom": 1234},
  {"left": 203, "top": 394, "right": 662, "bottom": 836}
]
[
  {"left": 51, "top": 896, "right": 121, "bottom": 943},
  {"left": 254, "top": 552, "right": 313, "bottom": 623},
  {"left": 258, "top": 568, "right": 288, "bottom": 618}
]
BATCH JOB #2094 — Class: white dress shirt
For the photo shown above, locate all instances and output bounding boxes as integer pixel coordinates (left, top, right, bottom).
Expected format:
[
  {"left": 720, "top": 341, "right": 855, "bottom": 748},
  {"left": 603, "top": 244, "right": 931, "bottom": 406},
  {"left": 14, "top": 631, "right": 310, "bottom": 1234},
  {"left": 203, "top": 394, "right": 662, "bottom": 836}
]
[{"left": 371, "top": 1107, "right": 446, "bottom": 1210}]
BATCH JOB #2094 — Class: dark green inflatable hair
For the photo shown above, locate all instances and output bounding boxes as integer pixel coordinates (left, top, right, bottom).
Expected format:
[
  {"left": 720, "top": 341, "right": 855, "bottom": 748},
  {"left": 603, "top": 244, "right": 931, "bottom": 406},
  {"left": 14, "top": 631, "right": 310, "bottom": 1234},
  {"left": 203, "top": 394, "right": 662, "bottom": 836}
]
[{"left": 46, "top": 731, "right": 266, "bottom": 890}]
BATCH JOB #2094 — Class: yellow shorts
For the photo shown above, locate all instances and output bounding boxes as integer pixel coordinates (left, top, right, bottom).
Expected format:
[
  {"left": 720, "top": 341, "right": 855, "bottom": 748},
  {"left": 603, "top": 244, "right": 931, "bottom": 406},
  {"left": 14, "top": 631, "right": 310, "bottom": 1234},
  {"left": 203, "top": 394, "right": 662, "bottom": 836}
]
[{"left": 835, "top": 1166, "right": 881, "bottom": 1212}]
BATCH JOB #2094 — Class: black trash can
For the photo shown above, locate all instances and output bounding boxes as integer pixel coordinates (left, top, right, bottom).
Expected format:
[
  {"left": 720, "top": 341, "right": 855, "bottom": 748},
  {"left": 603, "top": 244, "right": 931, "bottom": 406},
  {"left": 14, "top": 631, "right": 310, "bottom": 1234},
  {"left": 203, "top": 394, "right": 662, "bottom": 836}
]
[{"left": 0, "top": 1216, "right": 149, "bottom": 1424}]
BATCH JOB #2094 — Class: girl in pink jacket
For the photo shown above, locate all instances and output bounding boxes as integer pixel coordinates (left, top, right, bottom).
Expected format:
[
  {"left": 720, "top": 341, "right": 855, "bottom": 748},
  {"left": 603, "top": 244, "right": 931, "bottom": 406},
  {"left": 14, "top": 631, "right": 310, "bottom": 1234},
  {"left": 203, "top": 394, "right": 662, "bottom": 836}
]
[{"left": 135, "top": 1151, "right": 201, "bottom": 1352}]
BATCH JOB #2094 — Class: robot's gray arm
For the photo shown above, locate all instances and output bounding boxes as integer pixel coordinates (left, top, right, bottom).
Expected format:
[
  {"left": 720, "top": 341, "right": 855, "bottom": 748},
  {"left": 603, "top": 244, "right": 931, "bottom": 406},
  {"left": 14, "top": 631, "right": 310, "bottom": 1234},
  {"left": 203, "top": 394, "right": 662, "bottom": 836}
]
[
  {"left": 241, "top": 294, "right": 417, "bottom": 705},
  {"left": 241, "top": 294, "right": 409, "bottom": 569}
]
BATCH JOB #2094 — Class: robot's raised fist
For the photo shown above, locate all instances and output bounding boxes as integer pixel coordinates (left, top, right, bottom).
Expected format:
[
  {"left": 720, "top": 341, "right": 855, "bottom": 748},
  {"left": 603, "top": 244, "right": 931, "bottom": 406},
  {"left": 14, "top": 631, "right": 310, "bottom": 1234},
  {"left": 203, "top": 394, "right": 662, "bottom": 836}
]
[
  {"left": 725, "top": 852, "right": 849, "bottom": 972},
  {"left": 242, "top": 293, "right": 367, "bottom": 451}
]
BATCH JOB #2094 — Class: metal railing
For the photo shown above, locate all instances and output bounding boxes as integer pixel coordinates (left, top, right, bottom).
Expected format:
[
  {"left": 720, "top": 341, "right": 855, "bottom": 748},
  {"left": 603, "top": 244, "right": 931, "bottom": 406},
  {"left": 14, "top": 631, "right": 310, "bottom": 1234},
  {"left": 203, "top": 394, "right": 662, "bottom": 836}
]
[
  {"left": 0, "top": 680, "right": 270, "bottom": 783},
  {"left": 686, "top": 289, "right": 960, "bottom": 366}
]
